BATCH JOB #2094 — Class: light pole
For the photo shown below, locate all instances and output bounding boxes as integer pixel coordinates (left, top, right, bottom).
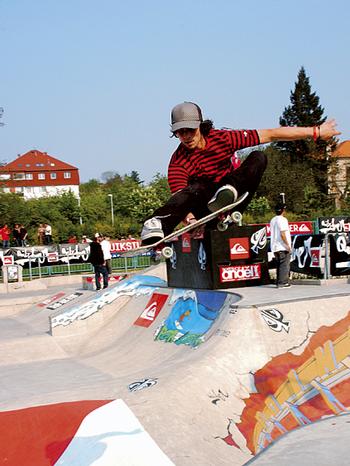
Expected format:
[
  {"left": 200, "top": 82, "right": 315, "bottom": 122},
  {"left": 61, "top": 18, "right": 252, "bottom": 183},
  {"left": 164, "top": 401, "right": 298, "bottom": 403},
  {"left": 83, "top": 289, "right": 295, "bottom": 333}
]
[{"left": 108, "top": 194, "right": 114, "bottom": 226}]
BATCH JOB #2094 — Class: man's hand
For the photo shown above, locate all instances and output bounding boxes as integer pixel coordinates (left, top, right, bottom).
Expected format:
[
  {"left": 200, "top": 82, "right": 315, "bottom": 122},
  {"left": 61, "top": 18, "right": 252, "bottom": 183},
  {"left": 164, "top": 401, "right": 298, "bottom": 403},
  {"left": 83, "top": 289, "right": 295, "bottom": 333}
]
[{"left": 319, "top": 119, "right": 341, "bottom": 140}]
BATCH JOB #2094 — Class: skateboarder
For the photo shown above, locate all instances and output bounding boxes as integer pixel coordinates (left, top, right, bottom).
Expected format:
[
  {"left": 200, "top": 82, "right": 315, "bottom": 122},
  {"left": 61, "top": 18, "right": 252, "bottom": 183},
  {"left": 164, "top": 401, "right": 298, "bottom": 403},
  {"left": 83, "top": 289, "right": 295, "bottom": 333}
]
[{"left": 141, "top": 101, "right": 340, "bottom": 245}]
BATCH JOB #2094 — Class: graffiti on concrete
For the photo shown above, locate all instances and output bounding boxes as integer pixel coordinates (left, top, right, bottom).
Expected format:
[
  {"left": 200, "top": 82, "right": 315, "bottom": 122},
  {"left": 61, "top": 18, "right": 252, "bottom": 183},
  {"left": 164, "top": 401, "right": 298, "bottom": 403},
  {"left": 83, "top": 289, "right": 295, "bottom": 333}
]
[
  {"left": 238, "top": 310, "right": 350, "bottom": 455},
  {"left": 154, "top": 289, "right": 228, "bottom": 348},
  {"left": 134, "top": 293, "right": 168, "bottom": 327},
  {"left": 209, "top": 389, "right": 229, "bottom": 405},
  {"left": 51, "top": 275, "right": 167, "bottom": 328},
  {"left": 128, "top": 378, "right": 158, "bottom": 392},
  {"left": 214, "top": 418, "right": 240, "bottom": 449},
  {"left": 260, "top": 308, "right": 290, "bottom": 333},
  {"left": 46, "top": 292, "right": 83, "bottom": 310}
]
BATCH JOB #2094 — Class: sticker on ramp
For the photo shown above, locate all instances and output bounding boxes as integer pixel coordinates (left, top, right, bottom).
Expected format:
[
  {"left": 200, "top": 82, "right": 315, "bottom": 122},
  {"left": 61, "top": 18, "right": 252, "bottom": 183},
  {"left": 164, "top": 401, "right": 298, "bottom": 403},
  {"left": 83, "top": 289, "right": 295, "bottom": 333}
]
[
  {"left": 260, "top": 308, "right": 290, "bottom": 333},
  {"left": 46, "top": 292, "right": 83, "bottom": 310},
  {"left": 128, "top": 378, "right": 158, "bottom": 392}
]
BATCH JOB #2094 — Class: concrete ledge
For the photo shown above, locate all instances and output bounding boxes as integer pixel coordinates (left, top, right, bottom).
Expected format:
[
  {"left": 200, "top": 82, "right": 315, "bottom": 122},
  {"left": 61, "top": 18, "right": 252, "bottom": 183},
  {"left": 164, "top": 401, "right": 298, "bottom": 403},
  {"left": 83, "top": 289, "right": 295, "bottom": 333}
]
[{"left": 292, "top": 278, "right": 350, "bottom": 286}]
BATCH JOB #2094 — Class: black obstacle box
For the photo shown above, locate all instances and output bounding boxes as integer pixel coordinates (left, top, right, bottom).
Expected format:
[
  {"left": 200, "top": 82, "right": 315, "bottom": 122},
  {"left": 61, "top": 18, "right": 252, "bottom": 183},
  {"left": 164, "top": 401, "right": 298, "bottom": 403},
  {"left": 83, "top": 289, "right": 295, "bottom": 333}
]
[{"left": 166, "top": 225, "right": 270, "bottom": 290}]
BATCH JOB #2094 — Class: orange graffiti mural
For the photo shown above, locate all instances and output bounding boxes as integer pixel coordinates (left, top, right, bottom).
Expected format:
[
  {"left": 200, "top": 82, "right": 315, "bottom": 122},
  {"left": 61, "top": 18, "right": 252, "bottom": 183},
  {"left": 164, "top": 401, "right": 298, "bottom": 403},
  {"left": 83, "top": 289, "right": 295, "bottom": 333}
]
[{"left": 238, "top": 310, "right": 350, "bottom": 454}]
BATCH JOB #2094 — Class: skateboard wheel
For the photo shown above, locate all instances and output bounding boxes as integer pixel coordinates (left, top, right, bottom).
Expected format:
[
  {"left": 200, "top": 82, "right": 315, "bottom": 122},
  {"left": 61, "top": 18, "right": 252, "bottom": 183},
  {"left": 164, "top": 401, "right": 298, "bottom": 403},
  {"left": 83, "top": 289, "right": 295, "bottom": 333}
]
[
  {"left": 217, "top": 221, "right": 228, "bottom": 232},
  {"left": 161, "top": 246, "right": 173, "bottom": 259},
  {"left": 231, "top": 211, "right": 242, "bottom": 223}
]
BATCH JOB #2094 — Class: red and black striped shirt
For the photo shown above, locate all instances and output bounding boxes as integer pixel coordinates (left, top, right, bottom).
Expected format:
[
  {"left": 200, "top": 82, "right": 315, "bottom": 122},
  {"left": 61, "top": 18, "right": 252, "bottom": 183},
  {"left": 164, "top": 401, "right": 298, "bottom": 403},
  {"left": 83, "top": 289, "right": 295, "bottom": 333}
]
[{"left": 168, "top": 128, "right": 260, "bottom": 193}]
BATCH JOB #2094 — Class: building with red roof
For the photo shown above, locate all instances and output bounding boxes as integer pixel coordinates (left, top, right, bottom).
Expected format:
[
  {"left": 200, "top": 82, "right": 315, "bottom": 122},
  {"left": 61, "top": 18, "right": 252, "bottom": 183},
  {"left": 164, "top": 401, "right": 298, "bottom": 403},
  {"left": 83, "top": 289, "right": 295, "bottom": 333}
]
[
  {"left": 0, "top": 150, "right": 80, "bottom": 199},
  {"left": 329, "top": 140, "right": 350, "bottom": 208}
]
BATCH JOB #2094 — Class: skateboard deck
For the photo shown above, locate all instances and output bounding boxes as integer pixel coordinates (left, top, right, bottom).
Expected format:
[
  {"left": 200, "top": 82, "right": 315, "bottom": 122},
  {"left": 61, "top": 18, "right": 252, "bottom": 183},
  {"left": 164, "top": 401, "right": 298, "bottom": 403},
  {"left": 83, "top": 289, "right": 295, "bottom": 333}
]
[{"left": 119, "top": 191, "right": 248, "bottom": 258}]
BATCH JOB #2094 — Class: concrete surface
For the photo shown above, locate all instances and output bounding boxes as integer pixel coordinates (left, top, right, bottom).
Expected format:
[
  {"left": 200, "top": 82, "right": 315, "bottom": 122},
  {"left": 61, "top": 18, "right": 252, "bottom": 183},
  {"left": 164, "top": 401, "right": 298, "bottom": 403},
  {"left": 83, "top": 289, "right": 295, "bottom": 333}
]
[{"left": 0, "top": 264, "right": 349, "bottom": 465}]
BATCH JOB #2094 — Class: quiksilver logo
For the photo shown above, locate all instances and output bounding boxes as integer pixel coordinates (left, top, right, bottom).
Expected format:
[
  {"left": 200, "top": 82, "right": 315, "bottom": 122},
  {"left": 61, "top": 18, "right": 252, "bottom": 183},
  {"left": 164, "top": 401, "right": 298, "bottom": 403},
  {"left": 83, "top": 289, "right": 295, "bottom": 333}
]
[
  {"left": 230, "top": 243, "right": 248, "bottom": 255},
  {"left": 140, "top": 301, "right": 157, "bottom": 320}
]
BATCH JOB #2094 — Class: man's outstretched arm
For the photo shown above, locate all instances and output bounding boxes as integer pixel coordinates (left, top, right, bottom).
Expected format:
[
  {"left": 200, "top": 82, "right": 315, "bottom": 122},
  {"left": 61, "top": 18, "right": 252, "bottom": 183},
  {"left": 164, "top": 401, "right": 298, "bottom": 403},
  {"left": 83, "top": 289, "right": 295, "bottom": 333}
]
[{"left": 258, "top": 119, "right": 341, "bottom": 144}]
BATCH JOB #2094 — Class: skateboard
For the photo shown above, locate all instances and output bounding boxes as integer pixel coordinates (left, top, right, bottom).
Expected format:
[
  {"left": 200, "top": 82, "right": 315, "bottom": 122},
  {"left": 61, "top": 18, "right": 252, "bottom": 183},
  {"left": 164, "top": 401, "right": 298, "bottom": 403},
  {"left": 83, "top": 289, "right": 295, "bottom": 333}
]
[{"left": 119, "top": 191, "right": 248, "bottom": 259}]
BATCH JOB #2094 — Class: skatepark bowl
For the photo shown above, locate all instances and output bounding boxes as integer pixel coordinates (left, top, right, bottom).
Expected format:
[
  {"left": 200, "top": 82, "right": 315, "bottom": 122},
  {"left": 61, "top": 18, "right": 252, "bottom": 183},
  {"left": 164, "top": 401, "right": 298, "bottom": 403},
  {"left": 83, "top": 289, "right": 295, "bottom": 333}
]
[{"left": 0, "top": 263, "right": 350, "bottom": 465}]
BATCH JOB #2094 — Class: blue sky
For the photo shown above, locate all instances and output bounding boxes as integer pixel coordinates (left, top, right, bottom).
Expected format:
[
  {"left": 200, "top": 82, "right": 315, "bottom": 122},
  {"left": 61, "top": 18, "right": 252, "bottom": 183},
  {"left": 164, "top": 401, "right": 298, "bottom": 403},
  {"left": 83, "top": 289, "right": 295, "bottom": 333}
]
[{"left": 1, "top": 0, "right": 349, "bottom": 183}]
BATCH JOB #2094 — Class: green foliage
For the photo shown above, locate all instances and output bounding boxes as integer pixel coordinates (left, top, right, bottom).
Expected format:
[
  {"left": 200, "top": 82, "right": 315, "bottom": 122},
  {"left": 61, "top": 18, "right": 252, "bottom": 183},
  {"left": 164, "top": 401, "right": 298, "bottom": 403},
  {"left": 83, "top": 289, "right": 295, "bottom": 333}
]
[
  {"left": 246, "top": 195, "right": 270, "bottom": 217},
  {"left": 275, "top": 66, "right": 337, "bottom": 195}
]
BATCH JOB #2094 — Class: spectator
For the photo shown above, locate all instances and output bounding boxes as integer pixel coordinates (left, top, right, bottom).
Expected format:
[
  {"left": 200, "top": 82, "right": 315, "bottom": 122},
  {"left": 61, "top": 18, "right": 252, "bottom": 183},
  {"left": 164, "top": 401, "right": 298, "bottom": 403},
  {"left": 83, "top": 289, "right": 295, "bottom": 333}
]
[
  {"left": 82, "top": 235, "right": 92, "bottom": 243},
  {"left": 44, "top": 223, "right": 52, "bottom": 245},
  {"left": 68, "top": 235, "right": 78, "bottom": 244},
  {"left": 37, "top": 224, "right": 45, "bottom": 245},
  {"left": 88, "top": 234, "right": 108, "bottom": 290},
  {"left": 20, "top": 224, "right": 28, "bottom": 247},
  {"left": 0, "top": 224, "right": 11, "bottom": 249},
  {"left": 12, "top": 224, "right": 21, "bottom": 247},
  {"left": 101, "top": 234, "right": 112, "bottom": 275},
  {"left": 270, "top": 204, "right": 292, "bottom": 288}
]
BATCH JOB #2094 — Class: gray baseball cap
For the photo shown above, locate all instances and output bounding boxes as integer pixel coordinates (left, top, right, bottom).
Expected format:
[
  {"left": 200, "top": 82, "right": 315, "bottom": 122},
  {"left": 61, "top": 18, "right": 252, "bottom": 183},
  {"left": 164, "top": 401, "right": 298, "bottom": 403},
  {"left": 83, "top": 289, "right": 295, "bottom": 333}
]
[{"left": 171, "top": 102, "right": 203, "bottom": 132}]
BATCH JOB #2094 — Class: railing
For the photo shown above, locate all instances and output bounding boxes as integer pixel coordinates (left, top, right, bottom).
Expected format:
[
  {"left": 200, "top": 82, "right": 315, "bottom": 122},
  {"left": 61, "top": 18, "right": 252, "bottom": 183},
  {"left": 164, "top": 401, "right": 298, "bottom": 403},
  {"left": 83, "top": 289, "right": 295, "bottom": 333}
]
[{"left": 13, "top": 255, "right": 151, "bottom": 280}]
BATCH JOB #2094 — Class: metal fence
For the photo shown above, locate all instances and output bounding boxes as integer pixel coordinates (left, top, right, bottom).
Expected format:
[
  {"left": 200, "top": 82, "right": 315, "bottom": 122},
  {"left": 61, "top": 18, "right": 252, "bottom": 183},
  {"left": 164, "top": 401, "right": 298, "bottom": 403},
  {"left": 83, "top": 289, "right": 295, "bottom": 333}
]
[{"left": 16, "top": 255, "right": 151, "bottom": 280}]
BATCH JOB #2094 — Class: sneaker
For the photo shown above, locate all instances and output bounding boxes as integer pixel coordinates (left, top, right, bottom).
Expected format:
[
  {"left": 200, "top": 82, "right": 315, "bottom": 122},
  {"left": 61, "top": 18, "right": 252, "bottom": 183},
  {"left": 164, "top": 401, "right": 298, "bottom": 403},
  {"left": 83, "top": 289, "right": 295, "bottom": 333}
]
[
  {"left": 207, "top": 185, "right": 238, "bottom": 212},
  {"left": 278, "top": 283, "right": 291, "bottom": 288},
  {"left": 141, "top": 217, "right": 164, "bottom": 246}
]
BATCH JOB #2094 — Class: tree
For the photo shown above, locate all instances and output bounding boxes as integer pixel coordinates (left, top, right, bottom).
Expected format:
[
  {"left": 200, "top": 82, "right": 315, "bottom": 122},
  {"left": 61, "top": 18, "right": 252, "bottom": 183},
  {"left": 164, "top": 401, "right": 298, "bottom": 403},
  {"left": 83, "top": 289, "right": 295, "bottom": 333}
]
[{"left": 276, "top": 66, "right": 337, "bottom": 197}]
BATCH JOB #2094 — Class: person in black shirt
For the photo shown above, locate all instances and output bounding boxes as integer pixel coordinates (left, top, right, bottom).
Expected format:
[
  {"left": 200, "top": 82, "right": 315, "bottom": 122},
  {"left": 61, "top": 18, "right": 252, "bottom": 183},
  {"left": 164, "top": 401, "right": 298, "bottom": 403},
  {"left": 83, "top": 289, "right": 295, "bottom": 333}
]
[{"left": 88, "top": 234, "right": 109, "bottom": 290}]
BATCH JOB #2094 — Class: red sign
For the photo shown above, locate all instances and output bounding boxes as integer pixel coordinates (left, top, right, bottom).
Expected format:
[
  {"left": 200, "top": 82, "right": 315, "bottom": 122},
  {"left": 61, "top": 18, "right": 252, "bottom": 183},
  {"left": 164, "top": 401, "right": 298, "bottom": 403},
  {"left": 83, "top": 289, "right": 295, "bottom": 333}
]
[
  {"left": 220, "top": 264, "right": 261, "bottom": 283},
  {"left": 229, "top": 237, "right": 250, "bottom": 260},
  {"left": 260, "top": 222, "right": 314, "bottom": 237},
  {"left": 3, "top": 256, "right": 14, "bottom": 265},
  {"left": 181, "top": 233, "right": 192, "bottom": 253},
  {"left": 310, "top": 248, "right": 321, "bottom": 267},
  {"left": 134, "top": 293, "right": 168, "bottom": 327},
  {"left": 47, "top": 252, "right": 59, "bottom": 263},
  {"left": 110, "top": 240, "right": 141, "bottom": 253}
]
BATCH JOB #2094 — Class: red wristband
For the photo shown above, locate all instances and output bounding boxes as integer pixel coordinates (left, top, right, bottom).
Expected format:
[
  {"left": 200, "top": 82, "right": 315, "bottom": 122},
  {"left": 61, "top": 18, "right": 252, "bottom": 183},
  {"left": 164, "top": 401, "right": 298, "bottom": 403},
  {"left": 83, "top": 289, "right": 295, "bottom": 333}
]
[{"left": 313, "top": 126, "right": 317, "bottom": 142}]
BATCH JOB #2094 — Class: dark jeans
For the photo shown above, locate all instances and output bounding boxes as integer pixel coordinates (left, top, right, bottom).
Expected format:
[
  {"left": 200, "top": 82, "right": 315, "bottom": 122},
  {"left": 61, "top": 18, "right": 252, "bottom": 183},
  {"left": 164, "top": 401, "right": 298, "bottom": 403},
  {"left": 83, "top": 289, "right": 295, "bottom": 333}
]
[
  {"left": 93, "top": 264, "right": 109, "bottom": 289},
  {"left": 151, "top": 150, "right": 267, "bottom": 235},
  {"left": 274, "top": 251, "right": 291, "bottom": 285},
  {"left": 105, "top": 259, "right": 112, "bottom": 275},
  {"left": 44, "top": 235, "right": 52, "bottom": 245}
]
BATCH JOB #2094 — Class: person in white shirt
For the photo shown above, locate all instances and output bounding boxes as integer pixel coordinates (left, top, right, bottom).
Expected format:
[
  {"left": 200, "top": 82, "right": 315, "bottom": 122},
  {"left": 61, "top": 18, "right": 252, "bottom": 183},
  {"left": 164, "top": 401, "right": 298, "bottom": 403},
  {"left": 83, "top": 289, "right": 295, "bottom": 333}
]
[
  {"left": 100, "top": 234, "right": 112, "bottom": 275},
  {"left": 44, "top": 223, "right": 52, "bottom": 245},
  {"left": 270, "top": 204, "right": 292, "bottom": 288}
]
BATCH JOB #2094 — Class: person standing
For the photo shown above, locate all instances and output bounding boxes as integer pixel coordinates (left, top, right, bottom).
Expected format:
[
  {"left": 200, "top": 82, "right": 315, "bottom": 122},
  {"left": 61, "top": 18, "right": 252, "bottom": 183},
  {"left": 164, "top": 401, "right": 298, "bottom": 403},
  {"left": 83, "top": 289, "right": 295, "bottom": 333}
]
[
  {"left": 19, "top": 224, "right": 28, "bottom": 247},
  {"left": 44, "top": 223, "right": 52, "bottom": 245},
  {"left": 37, "top": 224, "right": 45, "bottom": 245},
  {"left": 101, "top": 234, "right": 112, "bottom": 275},
  {"left": 0, "top": 224, "right": 11, "bottom": 248},
  {"left": 270, "top": 204, "right": 292, "bottom": 288},
  {"left": 12, "top": 224, "right": 22, "bottom": 247},
  {"left": 88, "top": 234, "right": 109, "bottom": 290}
]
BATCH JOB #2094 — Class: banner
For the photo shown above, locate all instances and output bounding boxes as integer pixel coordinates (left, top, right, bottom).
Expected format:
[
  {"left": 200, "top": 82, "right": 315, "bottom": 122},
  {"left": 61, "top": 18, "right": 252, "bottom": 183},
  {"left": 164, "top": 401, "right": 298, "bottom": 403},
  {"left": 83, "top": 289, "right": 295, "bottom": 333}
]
[
  {"left": 290, "top": 234, "right": 324, "bottom": 278},
  {"left": 318, "top": 216, "right": 350, "bottom": 234},
  {"left": 329, "top": 234, "right": 350, "bottom": 276},
  {"left": 255, "top": 221, "right": 314, "bottom": 237}
]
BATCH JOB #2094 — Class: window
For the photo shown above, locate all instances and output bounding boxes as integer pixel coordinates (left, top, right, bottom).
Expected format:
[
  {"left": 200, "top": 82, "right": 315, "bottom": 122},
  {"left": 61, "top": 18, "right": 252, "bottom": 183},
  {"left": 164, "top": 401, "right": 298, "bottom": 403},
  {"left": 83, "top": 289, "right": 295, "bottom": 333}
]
[
  {"left": 0, "top": 173, "right": 10, "bottom": 180},
  {"left": 35, "top": 163, "right": 44, "bottom": 167},
  {"left": 50, "top": 172, "right": 57, "bottom": 179},
  {"left": 25, "top": 173, "right": 33, "bottom": 180},
  {"left": 26, "top": 163, "right": 31, "bottom": 167},
  {"left": 15, "top": 186, "right": 23, "bottom": 193},
  {"left": 64, "top": 172, "right": 71, "bottom": 179},
  {"left": 38, "top": 173, "right": 45, "bottom": 180},
  {"left": 13, "top": 173, "right": 25, "bottom": 180}
]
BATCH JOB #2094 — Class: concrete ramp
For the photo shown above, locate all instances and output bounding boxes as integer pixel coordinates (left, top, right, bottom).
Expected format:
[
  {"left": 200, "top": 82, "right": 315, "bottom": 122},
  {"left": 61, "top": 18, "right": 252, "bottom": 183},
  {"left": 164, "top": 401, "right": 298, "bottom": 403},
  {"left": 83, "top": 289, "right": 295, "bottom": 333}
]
[{"left": 0, "top": 267, "right": 349, "bottom": 465}]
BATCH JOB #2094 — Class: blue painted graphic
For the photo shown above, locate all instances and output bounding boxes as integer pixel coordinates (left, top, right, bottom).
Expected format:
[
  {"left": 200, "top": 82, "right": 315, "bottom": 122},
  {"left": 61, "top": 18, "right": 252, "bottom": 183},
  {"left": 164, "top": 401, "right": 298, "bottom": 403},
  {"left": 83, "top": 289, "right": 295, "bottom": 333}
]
[{"left": 155, "top": 290, "right": 227, "bottom": 348}]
